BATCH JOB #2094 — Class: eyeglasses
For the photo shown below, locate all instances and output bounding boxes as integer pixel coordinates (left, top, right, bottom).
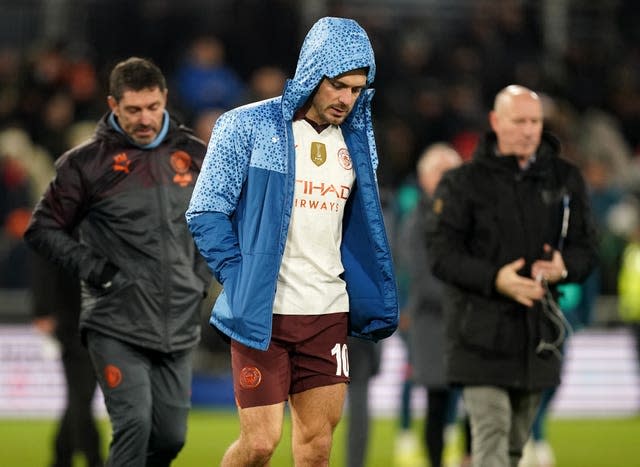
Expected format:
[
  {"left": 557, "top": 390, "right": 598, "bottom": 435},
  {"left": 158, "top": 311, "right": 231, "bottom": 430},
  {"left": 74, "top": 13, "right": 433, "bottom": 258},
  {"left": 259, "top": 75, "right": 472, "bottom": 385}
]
[{"left": 536, "top": 279, "right": 573, "bottom": 360}]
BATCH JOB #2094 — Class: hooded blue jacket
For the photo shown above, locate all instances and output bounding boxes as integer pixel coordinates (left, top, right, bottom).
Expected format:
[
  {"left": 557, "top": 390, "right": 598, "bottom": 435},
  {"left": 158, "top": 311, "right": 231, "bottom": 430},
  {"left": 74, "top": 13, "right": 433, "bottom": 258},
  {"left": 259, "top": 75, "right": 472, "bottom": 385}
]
[{"left": 186, "top": 17, "right": 398, "bottom": 350}]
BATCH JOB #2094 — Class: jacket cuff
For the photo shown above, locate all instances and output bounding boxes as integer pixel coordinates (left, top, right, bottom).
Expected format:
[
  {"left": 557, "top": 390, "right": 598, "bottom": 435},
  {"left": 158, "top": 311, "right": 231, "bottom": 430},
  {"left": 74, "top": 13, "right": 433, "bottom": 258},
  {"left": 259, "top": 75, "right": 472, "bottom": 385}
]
[{"left": 89, "top": 262, "right": 119, "bottom": 288}]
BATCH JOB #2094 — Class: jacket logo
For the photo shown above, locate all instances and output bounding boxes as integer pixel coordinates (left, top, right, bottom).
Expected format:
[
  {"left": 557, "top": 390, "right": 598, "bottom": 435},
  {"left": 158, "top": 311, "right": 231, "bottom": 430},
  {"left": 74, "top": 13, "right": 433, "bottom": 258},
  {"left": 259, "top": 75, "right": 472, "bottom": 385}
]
[
  {"left": 337, "top": 148, "right": 352, "bottom": 170},
  {"left": 112, "top": 153, "right": 131, "bottom": 174},
  {"left": 104, "top": 364, "right": 122, "bottom": 388},
  {"left": 170, "top": 151, "right": 193, "bottom": 187},
  {"left": 310, "top": 142, "right": 326, "bottom": 166},
  {"left": 239, "top": 366, "right": 262, "bottom": 389}
]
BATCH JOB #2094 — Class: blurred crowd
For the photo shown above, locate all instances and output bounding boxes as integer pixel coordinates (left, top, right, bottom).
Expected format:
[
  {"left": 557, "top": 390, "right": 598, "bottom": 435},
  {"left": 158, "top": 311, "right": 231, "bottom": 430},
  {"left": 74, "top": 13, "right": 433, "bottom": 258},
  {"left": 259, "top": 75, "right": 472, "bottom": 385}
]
[{"left": 2, "top": 0, "right": 640, "bottom": 324}]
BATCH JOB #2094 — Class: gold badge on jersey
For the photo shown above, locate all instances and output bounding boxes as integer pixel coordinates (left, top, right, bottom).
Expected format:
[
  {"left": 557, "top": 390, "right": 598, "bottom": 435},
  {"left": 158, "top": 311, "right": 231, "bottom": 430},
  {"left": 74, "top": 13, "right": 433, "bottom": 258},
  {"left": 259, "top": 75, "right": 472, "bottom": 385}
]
[
  {"left": 310, "top": 142, "right": 327, "bottom": 166},
  {"left": 433, "top": 198, "right": 443, "bottom": 214}
]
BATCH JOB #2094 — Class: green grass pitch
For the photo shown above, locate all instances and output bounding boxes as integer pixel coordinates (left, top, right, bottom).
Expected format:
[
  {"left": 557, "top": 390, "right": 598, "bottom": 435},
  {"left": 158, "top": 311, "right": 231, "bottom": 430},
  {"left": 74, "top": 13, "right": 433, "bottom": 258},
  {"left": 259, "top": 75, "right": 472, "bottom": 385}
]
[{"left": 1, "top": 410, "right": 638, "bottom": 466}]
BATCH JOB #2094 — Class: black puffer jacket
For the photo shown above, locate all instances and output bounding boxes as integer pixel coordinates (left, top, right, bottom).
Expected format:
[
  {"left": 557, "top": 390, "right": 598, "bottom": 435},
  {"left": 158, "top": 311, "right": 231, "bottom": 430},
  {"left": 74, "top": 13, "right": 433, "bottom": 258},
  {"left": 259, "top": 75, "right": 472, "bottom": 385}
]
[
  {"left": 25, "top": 113, "right": 210, "bottom": 352},
  {"left": 426, "top": 131, "right": 597, "bottom": 390}
]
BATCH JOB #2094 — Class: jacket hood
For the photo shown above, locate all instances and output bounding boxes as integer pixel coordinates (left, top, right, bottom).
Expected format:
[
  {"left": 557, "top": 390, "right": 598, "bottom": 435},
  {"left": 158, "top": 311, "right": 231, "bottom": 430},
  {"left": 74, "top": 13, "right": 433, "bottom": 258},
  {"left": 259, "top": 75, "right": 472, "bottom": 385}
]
[{"left": 282, "top": 16, "right": 376, "bottom": 120}]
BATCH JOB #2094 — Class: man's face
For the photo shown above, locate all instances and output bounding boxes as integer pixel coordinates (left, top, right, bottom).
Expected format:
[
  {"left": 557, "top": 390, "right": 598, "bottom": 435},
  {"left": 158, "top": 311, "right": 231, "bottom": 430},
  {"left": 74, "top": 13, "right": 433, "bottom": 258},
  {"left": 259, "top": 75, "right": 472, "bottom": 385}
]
[
  {"left": 108, "top": 87, "right": 167, "bottom": 146},
  {"left": 490, "top": 93, "right": 543, "bottom": 161},
  {"left": 305, "top": 69, "right": 367, "bottom": 126}
]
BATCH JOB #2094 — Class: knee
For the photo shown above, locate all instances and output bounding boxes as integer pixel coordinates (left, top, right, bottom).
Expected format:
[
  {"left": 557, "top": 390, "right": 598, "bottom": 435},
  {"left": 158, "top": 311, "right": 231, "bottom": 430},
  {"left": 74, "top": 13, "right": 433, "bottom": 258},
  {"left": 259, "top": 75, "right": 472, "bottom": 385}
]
[
  {"left": 149, "top": 428, "right": 186, "bottom": 461},
  {"left": 243, "top": 432, "right": 280, "bottom": 463},
  {"left": 111, "top": 408, "right": 152, "bottom": 440},
  {"left": 308, "top": 431, "right": 333, "bottom": 456},
  {"left": 149, "top": 415, "right": 187, "bottom": 460},
  {"left": 293, "top": 431, "right": 333, "bottom": 465}
]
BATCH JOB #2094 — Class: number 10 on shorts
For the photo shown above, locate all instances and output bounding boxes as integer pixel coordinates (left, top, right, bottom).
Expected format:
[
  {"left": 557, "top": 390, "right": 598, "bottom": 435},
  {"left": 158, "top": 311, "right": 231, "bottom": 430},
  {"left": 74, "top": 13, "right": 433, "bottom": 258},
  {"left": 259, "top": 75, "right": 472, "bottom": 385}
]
[{"left": 331, "top": 343, "right": 350, "bottom": 377}]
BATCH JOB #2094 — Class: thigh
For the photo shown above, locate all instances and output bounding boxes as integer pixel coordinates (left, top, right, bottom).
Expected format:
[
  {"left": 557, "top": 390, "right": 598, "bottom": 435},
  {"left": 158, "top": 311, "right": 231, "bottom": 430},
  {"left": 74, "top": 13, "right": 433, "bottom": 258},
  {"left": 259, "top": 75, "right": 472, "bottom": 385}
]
[
  {"left": 86, "top": 332, "right": 155, "bottom": 465},
  {"left": 86, "top": 331, "right": 152, "bottom": 418},
  {"left": 231, "top": 338, "right": 291, "bottom": 408},
  {"left": 150, "top": 348, "right": 194, "bottom": 431},
  {"left": 289, "top": 383, "right": 347, "bottom": 439},
  {"left": 151, "top": 348, "right": 193, "bottom": 407},
  {"left": 509, "top": 389, "right": 543, "bottom": 461},
  {"left": 60, "top": 338, "right": 97, "bottom": 404},
  {"left": 464, "top": 385, "right": 511, "bottom": 467},
  {"left": 289, "top": 313, "right": 349, "bottom": 394},
  {"left": 463, "top": 386, "right": 511, "bottom": 425},
  {"left": 427, "top": 388, "right": 449, "bottom": 423},
  {"left": 237, "top": 401, "right": 286, "bottom": 447}
]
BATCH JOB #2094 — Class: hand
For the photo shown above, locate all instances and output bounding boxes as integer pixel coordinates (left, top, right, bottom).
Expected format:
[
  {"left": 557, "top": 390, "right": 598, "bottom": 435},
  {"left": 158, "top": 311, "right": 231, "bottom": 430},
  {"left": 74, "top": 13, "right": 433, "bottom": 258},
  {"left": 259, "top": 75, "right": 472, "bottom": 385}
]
[
  {"left": 495, "top": 257, "right": 544, "bottom": 307},
  {"left": 530, "top": 244, "right": 568, "bottom": 284}
]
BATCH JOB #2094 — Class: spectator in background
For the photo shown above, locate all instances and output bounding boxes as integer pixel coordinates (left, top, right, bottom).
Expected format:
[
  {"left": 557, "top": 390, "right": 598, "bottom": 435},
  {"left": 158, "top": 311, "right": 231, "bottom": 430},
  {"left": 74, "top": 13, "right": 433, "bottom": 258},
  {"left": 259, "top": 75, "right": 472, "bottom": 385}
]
[
  {"left": 191, "top": 107, "right": 224, "bottom": 143},
  {"left": 242, "top": 65, "right": 287, "bottom": 103},
  {"left": 173, "top": 35, "right": 245, "bottom": 120},
  {"left": 575, "top": 110, "right": 635, "bottom": 297},
  {"left": 398, "top": 143, "right": 466, "bottom": 467},
  {"left": 608, "top": 184, "right": 640, "bottom": 434},
  {"left": 608, "top": 193, "right": 640, "bottom": 395},
  {"left": 24, "top": 57, "right": 211, "bottom": 466},
  {"left": 64, "top": 51, "right": 102, "bottom": 121},
  {"left": 388, "top": 164, "right": 423, "bottom": 467},
  {"left": 0, "top": 140, "right": 35, "bottom": 287},
  {"left": 0, "top": 126, "right": 54, "bottom": 208},
  {"left": 427, "top": 85, "right": 597, "bottom": 466},
  {"left": 0, "top": 46, "right": 23, "bottom": 126},
  {"left": 0, "top": 127, "right": 53, "bottom": 288},
  {"left": 32, "top": 91, "right": 76, "bottom": 158}
]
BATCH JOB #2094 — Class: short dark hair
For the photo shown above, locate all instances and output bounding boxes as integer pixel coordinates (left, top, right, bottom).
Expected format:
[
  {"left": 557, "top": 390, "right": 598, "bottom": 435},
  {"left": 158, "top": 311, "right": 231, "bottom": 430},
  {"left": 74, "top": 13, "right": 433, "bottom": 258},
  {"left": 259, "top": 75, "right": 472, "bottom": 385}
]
[{"left": 109, "top": 57, "right": 167, "bottom": 102}]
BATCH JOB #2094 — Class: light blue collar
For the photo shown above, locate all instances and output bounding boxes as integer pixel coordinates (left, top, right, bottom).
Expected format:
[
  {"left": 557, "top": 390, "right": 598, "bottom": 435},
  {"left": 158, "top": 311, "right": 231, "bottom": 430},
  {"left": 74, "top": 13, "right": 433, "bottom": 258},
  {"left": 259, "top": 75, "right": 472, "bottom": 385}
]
[{"left": 108, "top": 110, "right": 170, "bottom": 149}]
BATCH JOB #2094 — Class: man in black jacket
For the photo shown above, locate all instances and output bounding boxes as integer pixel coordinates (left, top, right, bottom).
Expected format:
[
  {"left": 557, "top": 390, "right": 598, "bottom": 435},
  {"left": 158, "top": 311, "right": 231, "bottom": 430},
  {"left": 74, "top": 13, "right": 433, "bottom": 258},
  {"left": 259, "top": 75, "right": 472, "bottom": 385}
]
[
  {"left": 427, "top": 85, "right": 597, "bottom": 466},
  {"left": 24, "top": 57, "right": 210, "bottom": 466}
]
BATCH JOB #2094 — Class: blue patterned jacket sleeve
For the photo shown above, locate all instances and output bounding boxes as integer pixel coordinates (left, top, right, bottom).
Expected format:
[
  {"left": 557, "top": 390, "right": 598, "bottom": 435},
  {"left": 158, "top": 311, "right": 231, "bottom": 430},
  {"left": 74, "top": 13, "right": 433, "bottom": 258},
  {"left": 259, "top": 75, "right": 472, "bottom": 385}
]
[{"left": 186, "top": 110, "right": 249, "bottom": 284}]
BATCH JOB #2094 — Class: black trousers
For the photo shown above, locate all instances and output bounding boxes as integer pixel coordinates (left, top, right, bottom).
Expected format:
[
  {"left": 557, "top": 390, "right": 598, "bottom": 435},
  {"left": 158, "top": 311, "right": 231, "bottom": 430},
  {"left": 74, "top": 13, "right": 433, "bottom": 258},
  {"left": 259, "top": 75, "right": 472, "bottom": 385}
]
[
  {"left": 53, "top": 336, "right": 103, "bottom": 467},
  {"left": 346, "top": 338, "right": 381, "bottom": 467}
]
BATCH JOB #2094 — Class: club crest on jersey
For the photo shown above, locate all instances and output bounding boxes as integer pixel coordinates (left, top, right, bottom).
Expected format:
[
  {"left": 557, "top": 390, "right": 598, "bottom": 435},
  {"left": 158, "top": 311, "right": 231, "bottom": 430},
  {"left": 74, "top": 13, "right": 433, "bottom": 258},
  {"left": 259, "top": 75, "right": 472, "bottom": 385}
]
[
  {"left": 337, "top": 148, "right": 352, "bottom": 170},
  {"left": 170, "top": 150, "right": 193, "bottom": 187},
  {"left": 433, "top": 198, "right": 443, "bottom": 215},
  {"left": 310, "top": 142, "right": 327, "bottom": 166}
]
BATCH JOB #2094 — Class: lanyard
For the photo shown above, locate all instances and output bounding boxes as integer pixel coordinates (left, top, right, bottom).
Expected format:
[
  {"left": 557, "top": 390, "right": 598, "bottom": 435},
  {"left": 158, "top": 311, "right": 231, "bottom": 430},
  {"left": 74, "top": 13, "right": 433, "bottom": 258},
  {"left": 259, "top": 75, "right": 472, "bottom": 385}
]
[{"left": 557, "top": 194, "right": 570, "bottom": 252}]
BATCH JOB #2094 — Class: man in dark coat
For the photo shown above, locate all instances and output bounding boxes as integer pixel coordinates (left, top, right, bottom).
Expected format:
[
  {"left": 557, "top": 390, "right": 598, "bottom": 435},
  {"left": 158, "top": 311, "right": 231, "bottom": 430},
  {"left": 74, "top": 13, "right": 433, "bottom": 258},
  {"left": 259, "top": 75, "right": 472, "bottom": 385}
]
[
  {"left": 25, "top": 57, "right": 210, "bottom": 466},
  {"left": 427, "top": 85, "right": 597, "bottom": 466}
]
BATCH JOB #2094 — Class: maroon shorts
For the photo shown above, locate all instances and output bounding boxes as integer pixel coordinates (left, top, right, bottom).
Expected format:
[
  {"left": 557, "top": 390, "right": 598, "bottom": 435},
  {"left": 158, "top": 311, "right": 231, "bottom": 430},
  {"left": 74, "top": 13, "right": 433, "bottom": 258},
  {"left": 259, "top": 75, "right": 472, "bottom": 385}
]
[{"left": 231, "top": 313, "right": 350, "bottom": 408}]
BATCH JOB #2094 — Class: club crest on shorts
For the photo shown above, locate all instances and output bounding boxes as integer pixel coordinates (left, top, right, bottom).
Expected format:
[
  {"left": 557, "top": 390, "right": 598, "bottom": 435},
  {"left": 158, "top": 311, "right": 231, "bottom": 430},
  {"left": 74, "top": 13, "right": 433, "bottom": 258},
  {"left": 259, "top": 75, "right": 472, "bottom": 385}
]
[
  {"left": 310, "top": 142, "right": 327, "bottom": 166},
  {"left": 239, "top": 366, "right": 262, "bottom": 389},
  {"left": 104, "top": 364, "right": 122, "bottom": 388},
  {"left": 337, "top": 148, "right": 352, "bottom": 170}
]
